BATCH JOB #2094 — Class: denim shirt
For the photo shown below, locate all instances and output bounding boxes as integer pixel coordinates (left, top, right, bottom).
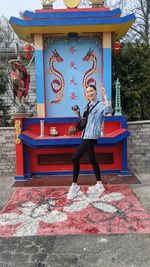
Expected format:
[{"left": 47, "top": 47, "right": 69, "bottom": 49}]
[{"left": 82, "top": 99, "right": 113, "bottom": 140}]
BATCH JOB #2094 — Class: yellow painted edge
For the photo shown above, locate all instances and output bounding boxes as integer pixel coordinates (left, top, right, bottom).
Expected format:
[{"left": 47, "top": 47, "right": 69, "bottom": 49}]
[
  {"left": 37, "top": 103, "right": 45, "bottom": 117},
  {"left": 34, "top": 34, "right": 43, "bottom": 50},
  {"left": 11, "top": 21, "right": 134, "bottom": 42},
  {"left": 103, "top": 32, "right": 111, "bottom": 48}
]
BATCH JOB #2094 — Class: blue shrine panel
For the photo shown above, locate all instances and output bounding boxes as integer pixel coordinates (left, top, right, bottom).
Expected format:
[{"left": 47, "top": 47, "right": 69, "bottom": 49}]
[{"left": 44, "top": 37, "right": 109, "bottom": 117}]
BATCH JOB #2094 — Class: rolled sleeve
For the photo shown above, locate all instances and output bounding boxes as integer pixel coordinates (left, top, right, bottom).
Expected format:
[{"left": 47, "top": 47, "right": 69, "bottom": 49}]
[{"left": 104, "top": 105, "right": 113, "bottom": 115}]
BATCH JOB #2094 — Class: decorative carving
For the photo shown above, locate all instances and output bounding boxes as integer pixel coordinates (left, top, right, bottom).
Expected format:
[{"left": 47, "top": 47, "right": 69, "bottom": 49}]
[
  {"left": 8, "top": 58, "right": 30, "bottom": 105},
  {"left": 41, "top": 0, "right": 55, "bottom": 8},
  {"left": 43, "top": 35, "right": 64, "bottom": 50},
  {"left": 114, "top": 78, "right": 122, "bottom": 116},
  {"left": 43, "top": 34, "right": 102, "bottom": 50},
  {"left": 83, "top": 48, "right": 97, "bottom": 89},
  {"left": 15, "top": 120, "right": 21, "bottom": 144},
  {"left": 91, "top": 0, "right": 104, "bottom": 7},
  {"left": 49, "top": 49, "right": 65, "bottom": 105},
  {"left": 63, "top": 0, "right": 81, "bottom": 8}
]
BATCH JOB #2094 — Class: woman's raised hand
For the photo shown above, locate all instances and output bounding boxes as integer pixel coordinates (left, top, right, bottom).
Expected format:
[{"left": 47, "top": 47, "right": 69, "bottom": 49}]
[{"left": 99, "top": 84, "right": 109, "bottom": 106}]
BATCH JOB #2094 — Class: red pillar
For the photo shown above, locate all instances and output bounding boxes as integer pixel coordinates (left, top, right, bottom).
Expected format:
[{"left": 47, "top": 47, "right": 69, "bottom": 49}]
[{"left": 14, "top": 118, "right": 25, "bottom": 179}]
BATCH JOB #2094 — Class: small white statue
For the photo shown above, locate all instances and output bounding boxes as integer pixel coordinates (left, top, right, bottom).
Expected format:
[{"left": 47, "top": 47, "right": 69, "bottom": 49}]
[{"left": 41, "top": 0, "right": 55, "bottom": 7}]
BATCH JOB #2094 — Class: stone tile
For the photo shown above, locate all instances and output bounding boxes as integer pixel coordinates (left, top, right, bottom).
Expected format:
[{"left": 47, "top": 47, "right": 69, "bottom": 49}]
[{"left": 0, "top": 235, "right": 150, "bottom": 267}]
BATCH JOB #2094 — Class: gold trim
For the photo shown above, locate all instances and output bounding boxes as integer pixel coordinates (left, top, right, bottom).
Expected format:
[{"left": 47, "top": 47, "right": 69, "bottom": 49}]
[
  {"left": 63, "top": 0, "right": 80, "bottom": 8},
  {"left": 15, "top": 120, "right": 21, "bottom": 144}
]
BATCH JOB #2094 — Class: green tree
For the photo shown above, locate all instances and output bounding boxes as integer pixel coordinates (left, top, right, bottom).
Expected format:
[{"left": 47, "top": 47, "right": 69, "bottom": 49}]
[
  {"left": 112, "top": 42, "right": 150, "bottom": 120},
  {"left": 0, "top": 16, "right": 16, "bottom": 48},
  {"left": 0, "top": 68, "right": 10, "bottom": 126},
  {"left": 109, "top": 0, "right": 150, "bottom": 121}
]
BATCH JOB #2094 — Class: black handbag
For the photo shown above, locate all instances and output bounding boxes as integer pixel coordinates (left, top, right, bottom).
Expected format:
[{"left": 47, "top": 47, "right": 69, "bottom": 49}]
[
  {"left": 76, "top": 116, "right": 88, "bottom": 131},
  {"left": 76, "top": 101, "right": 99, "bottom": 132}
]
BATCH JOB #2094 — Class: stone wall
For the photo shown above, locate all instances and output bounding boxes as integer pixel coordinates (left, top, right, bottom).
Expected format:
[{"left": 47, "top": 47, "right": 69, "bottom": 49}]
[
  {"left": 0, "top": 121, "right": 150, "bottom": 176},
  {"left": 0, "top": 127, "right": 15, "bottom": 176},
  {"left": 127, "top": 120, "right": 150, "bottom": 174}
]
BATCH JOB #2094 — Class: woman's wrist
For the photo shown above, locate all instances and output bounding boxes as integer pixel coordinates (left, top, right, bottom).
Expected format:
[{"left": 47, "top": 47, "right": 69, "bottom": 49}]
[{"left": 105, "top": 99, "right": 109, "bottom": 106}]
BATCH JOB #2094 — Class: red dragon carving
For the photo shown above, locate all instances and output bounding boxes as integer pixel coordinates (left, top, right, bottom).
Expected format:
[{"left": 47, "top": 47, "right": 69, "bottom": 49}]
[
  {"left": 82, "top": 48, "right": 97, "bottom": 90},
  {"left": 49, "top": 49, "right": 64, "bottom": 105}
]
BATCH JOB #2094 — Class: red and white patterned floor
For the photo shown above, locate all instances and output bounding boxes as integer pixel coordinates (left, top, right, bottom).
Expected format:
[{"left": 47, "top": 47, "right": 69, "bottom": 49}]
[{"left": 0, "top": 185, "right": 150, "bottom": 238}]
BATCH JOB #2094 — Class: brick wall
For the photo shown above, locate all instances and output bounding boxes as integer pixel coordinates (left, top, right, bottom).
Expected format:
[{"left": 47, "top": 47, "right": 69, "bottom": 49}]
[
  {"left": 127, "top": 120, "right": 150, "bottom": 174},
  {"left": 0, "top": 121, "right": 150, "bottom": 176},
  {"left": 0, "top": 127, "right": 15, "bottom": 176}
]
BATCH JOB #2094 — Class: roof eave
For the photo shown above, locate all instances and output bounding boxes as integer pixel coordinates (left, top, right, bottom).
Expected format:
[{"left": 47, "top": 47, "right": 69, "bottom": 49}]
[{"left": 10, "top": 20, "right": 135, "bottom": 42}]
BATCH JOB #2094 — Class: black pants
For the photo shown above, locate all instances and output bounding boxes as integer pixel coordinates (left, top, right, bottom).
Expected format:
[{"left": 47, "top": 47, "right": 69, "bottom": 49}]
[{"left": 72, "top": 139, "right": 101, "bottom": 183}]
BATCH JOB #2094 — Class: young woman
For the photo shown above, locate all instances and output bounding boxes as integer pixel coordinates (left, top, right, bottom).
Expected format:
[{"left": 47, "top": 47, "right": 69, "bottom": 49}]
[{"left": 67, "top": 84, "right": 113, "bottom": 200}]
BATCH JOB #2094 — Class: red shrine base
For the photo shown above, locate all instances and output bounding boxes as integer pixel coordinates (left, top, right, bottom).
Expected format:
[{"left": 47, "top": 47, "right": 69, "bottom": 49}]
[
  {"left": 12, "top": 173, "right": 141, "bottom": 187},
  {"left": 0, "top": 185, "right": 150, "bottom": 238}
]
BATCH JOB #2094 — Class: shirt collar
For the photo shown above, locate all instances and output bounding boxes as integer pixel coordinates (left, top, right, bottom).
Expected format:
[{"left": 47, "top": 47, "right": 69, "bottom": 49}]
[{"left": 89, "top": 97, "right": 98, "bottom": 106}]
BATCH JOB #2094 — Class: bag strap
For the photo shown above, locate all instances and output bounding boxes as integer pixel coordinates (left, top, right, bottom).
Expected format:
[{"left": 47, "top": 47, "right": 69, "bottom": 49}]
[
  {"left": 87, "top": 101, "right": 100, "bottom": 115},
  {"left": 82, "top": 101, "right": 100, "bottom": 137}
]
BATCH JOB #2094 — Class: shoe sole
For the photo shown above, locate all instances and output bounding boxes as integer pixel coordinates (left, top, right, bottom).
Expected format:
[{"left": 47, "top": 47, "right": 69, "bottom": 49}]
[{"left": 67, "top": 187, "right": 80, "bottom": 200}]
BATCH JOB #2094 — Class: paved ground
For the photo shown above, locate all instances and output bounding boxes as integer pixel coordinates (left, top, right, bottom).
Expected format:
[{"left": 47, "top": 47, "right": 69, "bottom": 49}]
[{"left": 0, "top": 173, "right": 150, "bottom": 267}]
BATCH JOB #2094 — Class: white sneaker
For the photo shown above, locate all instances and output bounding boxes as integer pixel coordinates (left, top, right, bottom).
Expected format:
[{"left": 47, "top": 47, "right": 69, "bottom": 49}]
[
  {"left": 87, "top": 183, "right": 105, "bottom": 196},
  {"left": 67, "top": 184, "right": 80, "bottom": 200}
]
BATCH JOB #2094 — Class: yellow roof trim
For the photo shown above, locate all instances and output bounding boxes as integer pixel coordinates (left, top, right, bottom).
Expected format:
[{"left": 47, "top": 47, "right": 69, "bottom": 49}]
[{"left": 11, "top": 21, "right": 134, "bottom": 42}]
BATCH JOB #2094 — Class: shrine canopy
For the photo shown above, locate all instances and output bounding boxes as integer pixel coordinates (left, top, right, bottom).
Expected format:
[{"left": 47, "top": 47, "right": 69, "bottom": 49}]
[{"left": 9, "top": 7, "right": 136, "bottom": 42}]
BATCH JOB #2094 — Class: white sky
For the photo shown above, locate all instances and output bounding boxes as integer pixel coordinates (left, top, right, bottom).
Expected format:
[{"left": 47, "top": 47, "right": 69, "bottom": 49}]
[
  {"left": 0, "top": 0, "right": 124, "bottom": 19},
  {"left": 0, "top": 0, "right": 66, "bottom": 18}
]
